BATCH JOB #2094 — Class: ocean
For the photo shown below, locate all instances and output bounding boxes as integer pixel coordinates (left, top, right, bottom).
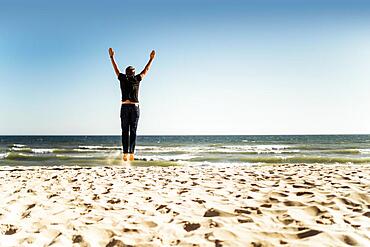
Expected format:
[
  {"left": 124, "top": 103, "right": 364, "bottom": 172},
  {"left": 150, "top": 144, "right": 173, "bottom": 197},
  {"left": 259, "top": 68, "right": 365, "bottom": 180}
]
[{"left": 1, "top": 135, "right": 370, "bottom": 166}]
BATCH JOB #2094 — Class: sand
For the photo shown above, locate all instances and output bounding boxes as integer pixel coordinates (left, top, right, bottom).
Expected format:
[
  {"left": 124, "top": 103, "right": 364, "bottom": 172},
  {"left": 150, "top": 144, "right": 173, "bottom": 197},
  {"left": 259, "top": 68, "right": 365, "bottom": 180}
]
[{"left": 0, "top": 163, "right": 369, "bottom": 246}]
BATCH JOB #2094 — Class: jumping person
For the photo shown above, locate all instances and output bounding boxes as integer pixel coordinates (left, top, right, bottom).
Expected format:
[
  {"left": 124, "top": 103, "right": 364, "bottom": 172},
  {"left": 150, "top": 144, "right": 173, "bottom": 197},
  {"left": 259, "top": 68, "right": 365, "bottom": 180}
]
[{"left": 109, "top": 48, "right": 155, "bottom": 161}]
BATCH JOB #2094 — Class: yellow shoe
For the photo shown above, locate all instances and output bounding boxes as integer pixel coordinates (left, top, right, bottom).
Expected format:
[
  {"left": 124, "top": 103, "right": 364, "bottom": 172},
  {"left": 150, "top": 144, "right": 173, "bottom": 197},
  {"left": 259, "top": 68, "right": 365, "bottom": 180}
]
[
  {"left": 123, "top": 153, "right": 128, "bottom": 161},
  {"left": 129, "top": 153, "right": 135, "bottom": 161}
]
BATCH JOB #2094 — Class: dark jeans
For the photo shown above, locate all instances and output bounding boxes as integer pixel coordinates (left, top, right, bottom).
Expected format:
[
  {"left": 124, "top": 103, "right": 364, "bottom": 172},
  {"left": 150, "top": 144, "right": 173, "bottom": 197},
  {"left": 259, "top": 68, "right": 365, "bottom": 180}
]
[{"left": 120, "top": 104, "right": 140, "bottom": 153}]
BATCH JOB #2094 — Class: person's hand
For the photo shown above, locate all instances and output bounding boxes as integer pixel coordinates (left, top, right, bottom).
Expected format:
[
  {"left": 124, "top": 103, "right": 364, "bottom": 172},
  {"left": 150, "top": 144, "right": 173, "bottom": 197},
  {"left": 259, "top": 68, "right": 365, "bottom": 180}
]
[
  {"left": 109, "top": 48, "right": 115, "bottom": 57},
  {"left": 150, "top": 50, "right": 156, "bottom": 59}
]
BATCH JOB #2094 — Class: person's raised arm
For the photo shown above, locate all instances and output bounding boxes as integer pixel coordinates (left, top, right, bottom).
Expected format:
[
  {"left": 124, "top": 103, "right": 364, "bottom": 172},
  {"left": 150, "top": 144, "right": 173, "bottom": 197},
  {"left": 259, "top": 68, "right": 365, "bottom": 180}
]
[
  {"left": 109, "top": 48, "right": 120, "bottom": 77},
  {"left": 140, "top": 50, "right": 156, "bottom": 79}
]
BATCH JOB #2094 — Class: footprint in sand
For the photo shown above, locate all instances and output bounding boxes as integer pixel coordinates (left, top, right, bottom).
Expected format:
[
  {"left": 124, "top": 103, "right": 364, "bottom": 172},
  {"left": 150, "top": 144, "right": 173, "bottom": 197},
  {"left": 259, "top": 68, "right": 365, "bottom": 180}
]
[
  {"left": 25, "top": 203, "right": 36, "bottom": 210},
  {"left": 0, "top": 224, "right": 18, "bottom": 235},
  {"left": 296, "top": 229, "right": 322, "bottom": 239},
  {"left": 296, "top": 191, "right": 314, "bottom": 196},
  {"left": 237, "top": 217, "right": 254, "bottom": 223},
  {"left": 143, "top": 221, "right": 158, "bottom": 228},
  {"left": 204, "top": 208, "right": 220, "bottom": 217},
  {"left": 341, "top": 235, "right": 358, "bottom": 246},
  {"left": 192, "top": 199, "right": 205, "bottom": 204},
  {"left": 204, "top": 208, "right": 234, "bottom": 217},
  {"left": 316, "top": 212, "right": 335, "bottom": 225},
  {"left": 122, "top": 228, "right": 139, "bottom": 233},
  {"left": 207, "top": 219, "right": 220, "bottom": 228},
  {"left": 338, "top": 197, "right": 361, "bottom": 208},
  {"left": 106, "top": 239, "right": 129, "bottom": 247},
  {"left": 183, "top": 222, "right": 201, "bottom": 232},
  {"left": 107, "top": 198, "right": 121, "bottom": 204},
  {"left": 283, "top": 200, "right": 306, "bottom": 207},
  {"left": 277, "top": 213, "right": 295, "bottom": 225},
  {"left": 235, "top": 207, "right": 262, "bottom": 215},
  {"left": 21, "top": 210, "right": 31, "bottom": 219},
  {"left": 271, "top": 192, "right": 288, "bottom": 198},
  {"left": 47, "top": 193, "right": 58, "bottom": 199},
  {"left": 72, "top": 235, "right": 82, "bottom": 242},
  {"left": 156, "top": 204, "right": 171, "bottom": 213},
  {"left": 92, "top": 194, "right": 100, "bottom": 200}
]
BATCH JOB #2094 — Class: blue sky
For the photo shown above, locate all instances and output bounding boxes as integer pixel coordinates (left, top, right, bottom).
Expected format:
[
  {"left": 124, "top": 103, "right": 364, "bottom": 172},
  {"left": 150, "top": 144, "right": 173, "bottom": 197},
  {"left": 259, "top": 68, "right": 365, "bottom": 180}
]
[{"left": 1, "top": 0, "right": 370, "bottom": 135}]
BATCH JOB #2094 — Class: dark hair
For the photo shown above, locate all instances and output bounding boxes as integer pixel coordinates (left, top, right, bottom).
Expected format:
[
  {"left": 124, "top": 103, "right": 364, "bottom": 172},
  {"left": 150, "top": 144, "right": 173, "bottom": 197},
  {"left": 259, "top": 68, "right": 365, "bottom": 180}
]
[{"left": 125, "top": 66, "right": 135, "bottom": 76}]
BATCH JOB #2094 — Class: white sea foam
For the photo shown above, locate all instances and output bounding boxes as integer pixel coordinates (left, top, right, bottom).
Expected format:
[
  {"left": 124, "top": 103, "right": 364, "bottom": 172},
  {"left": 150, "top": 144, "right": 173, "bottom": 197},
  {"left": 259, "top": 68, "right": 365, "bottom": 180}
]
[
  {"left": 176, "top": 160, "right": 239, "bottom": 167},
  {"left": 211, "top": 144, "right": 294, "bottom": 154},
  {"left": 359, "top": 149, "right": 370, "bottom": 154},
  {"left": 10, "top": 147, "right": 30, "bottom": 151},
  {"left": 137, "top": 153, "right": 198, "bottom": 161},
  {"left": 72, "top": 148, "right": 102, "bottom": 153},
  {"left": 0, "top": 153, "right": 8, "bottom": 159},
  {"left": 136, "top": 146, "right": 161, "bottom": 150},
  {"left": 181, "top": 160, "right": 253, "bottom": 167},
  {"left": 16, "top": 153, "right": 34, "bottom": 157},
  {"left": 78, "top": 145, "right": 121, "bottom": 150},
  {"left": 136, "top": 146, "right": 200, "bottom": 154},
  {"left": 137, "top": 144, "right": 297, "bottom": 154},
  {"left": 31, "top": 148, "right": 55, "bottom": 154},
  {"left": 56, "top": 154, "right": 95, "bottom": 158},
  {"left": 78, "top": 145, "right": 105, "bottom": 149},
  {"left": 140, "top": 147, "right": 185, "bottom": 153},
  {"left": 12, "top": 144, "right": 26, "bottom": 147},
  {"left": 10, "top": 147, "right": 56, "bottom": 154}
]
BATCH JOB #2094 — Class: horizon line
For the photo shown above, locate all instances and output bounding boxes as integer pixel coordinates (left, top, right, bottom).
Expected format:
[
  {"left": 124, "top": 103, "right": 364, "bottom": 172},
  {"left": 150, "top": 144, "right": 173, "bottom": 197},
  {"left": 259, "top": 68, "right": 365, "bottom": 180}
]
[{"left": 1, "top": 133, "right": 370, "bottom": 136}]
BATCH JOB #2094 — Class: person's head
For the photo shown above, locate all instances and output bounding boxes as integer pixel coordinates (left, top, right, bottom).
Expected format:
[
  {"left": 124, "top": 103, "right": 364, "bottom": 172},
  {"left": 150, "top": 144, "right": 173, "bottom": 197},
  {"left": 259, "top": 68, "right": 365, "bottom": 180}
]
[{"left": 125, "top": 66, "right": 135, "bottom": 76}]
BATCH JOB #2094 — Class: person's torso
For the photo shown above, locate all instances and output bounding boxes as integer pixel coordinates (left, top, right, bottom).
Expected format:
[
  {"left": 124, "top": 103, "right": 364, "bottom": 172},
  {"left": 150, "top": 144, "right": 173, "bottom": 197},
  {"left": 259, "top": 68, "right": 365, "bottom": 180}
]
[{"left": 119, "top": 74, "right": 141, "bottom": 103}]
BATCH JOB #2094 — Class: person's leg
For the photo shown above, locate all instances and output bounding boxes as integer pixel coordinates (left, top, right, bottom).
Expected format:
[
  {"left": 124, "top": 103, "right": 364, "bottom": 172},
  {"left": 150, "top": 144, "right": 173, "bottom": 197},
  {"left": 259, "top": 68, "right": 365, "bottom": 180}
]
[
  {"left": 128, "top": 105, "right": 140, "bottom": 160},
  {"left": 120, "top": 105, "right": 130, "bottom": 160}
]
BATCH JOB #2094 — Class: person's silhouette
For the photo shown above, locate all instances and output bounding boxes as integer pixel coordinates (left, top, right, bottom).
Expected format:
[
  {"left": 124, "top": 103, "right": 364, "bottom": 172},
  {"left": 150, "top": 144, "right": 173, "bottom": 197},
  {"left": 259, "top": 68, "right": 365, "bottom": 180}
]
[{"left": 109, "top": 48, "right": 156, "bottom": 161}]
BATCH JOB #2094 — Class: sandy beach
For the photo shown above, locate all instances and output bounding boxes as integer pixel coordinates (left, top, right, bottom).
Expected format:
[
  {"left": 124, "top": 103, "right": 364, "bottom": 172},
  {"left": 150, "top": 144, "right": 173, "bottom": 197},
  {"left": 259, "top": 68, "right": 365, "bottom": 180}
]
[{"left": 0, "top": 163, "right": 369, "bottom": 246}]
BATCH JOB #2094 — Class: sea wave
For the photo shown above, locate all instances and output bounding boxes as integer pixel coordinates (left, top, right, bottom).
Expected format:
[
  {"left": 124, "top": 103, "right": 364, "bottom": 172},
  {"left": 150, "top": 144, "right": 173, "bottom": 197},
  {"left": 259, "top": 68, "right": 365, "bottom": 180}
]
[
  {"left": 52, "top": 146, "right": 122, "bottom": 153},
  {"left": 12, "top": 144, "right": 26, "bottom": 147},
  {"left": 137, "top": 145, "right": 296, "bottom": 155},
  {"left": 10, "top": 147, "right": 56, "bottom": 154},
  {"left": 286, "top": 145, "right": 362, "bottom": 151},
  {"left": 4, "top": 152, "right": 106, "bottom": 161},
  {"left": 9, "top": 147, "right": 33, "bottom": 153},
  {"left": 237, "top": 156, "right": 370, "bottom": 164},
  {"left": 206, "top": 149, "right": 300, "bottom": 155},
  {"left": 137, "top": 153, "right": 196, "bottom": 161},
  {"left": 359, "top": 149, "right": 370, "bottom": 154},
  {"left": 5, "top": 152, "right": 55, "bottom": 161},
  {"left": 0, "top": 153, "right": 8, "bottom": 159},
  {"left": 55, "top": 154, "right": 102, "bottom": 159},
  {"left": 52, "top": 148, "right": 103, "bottom": 153},
  {"left": 138, "top": 146, "right": 203, "bottom": 154},
  {"left": 136, "top": 146, "right": 162, "bottom": 150},
  {"left": 189, "top": 155, "right": 370, "bottom": 164},
  {"left": 78, "top": 145, "right": 121, "bottom": 150},
  {"left": 214, "top": 145, "right": 293, "bottom": 154},
  {"left": 322, "top": 149, "right": 361, "bottom": 155},
  {"left": 31, "top": 148, "right": 55, "bottom": 154}
]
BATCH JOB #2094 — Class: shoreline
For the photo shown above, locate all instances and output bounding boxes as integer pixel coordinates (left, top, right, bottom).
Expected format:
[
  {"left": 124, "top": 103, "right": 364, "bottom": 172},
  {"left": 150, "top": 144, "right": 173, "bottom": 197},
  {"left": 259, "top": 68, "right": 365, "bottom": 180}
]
[{"left": 0, "top": 163, "right": 369, "bottom": 246}]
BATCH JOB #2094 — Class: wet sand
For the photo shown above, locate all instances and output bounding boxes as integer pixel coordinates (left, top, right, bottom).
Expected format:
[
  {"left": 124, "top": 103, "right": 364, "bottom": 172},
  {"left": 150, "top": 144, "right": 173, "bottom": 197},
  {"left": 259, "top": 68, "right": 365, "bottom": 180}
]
[{"left": 0, "top": 163, "right": 369, "bottom": 246}]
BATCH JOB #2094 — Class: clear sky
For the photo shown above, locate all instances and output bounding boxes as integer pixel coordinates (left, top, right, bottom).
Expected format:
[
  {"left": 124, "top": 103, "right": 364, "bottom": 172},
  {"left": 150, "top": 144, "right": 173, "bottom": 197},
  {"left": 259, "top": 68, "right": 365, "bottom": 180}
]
[{"left": 1, "top": 0, "right": 370, "bottom": 135}]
